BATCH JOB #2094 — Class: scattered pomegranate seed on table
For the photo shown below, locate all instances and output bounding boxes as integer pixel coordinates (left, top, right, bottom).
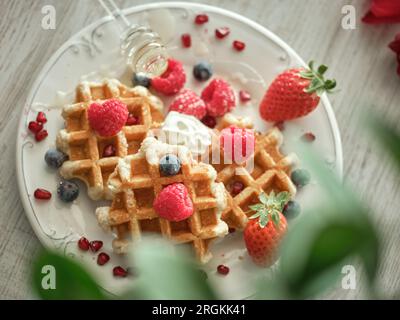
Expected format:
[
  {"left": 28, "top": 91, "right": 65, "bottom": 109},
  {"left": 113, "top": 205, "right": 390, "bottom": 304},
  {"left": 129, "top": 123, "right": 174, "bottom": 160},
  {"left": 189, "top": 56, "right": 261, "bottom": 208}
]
[
  {"left": 217, "top": 264, "right": 230, "bottom": 275},
  {"left": 28, "top": 121, "right": 43, "bottom": 134},
  {"left": 113, "top": 266, "right": 128, "bottom": 277},
  {"left": 201, "top": 115, "right": 217, "bottom": 128},
  {"left": 89, "top": 240, "right": 103, "bottom": 252},
  {"left": 302, "top": 132, "right": 316, "bottom": 142},
  {"left": 126, "top": 114, "right": 139, "bottom": 126},
  {"left": 181, "top": 33, "right": 191, "bottom": 48},
  {"left": 77, "top": 237, "right": 90, "bottom": 251},
  {"left": 102, "top": 144, "right": 116, "bottom": 157},
  {"left": 215, "top": 27, "right": 230, "bottom": 39},
  {"left": 34, "top": 188, "right": 52, "bottom": 200},
  {"left": 231, "top": 181, "right": 244, "bottom": 196},
  {"left": 239, "top": 90, "right": 251, "bottom": 102},
  {"left": 35, "top": 129, "right": 48, "bottom": 142},
  {"left": 36, "top": 111, "right": 47, "bottom": 123},
  {"left": 195, "top": 14, "right": 209, "bottom": 25},
  {"left": 233, "top": 40, "right": 245, "bottom": 51},
  {"left": 97, "top": 252, "right": 110, "bottom": 266},
  {"left": 274, "top": 121, "right": 285, "bottom": 131}
]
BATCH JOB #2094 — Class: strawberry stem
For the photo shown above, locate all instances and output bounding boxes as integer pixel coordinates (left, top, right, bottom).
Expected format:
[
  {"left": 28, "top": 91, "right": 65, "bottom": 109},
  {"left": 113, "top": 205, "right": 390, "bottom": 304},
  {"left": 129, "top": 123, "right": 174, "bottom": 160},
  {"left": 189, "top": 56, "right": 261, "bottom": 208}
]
[
  {"left": 249, "top": 191, "right": 290, "bottom": 228},
  {"left": 299, "top": 61, "right": 337, "bottom": 96}
]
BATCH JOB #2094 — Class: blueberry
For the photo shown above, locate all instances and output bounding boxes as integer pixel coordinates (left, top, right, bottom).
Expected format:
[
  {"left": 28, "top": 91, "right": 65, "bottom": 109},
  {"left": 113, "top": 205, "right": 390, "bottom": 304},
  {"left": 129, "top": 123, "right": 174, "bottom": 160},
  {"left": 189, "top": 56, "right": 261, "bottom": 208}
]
[
  {"left": 45, "top": 149, "right": 68, "bottom": 168},
  {"left": 159, "top": 154, "right": 181, "bottom": 176},
  {"left": 291, "top": 169, "right": 311, "bottom": 188},
  {"left": 283, "top": 201, "right": 301, "bottom": 219},
  {"left": 57, "top": 180, "right": 79, "bottom": 202},
  {"left": 132, "top": 72, "right": 151, "bottom": 88},
  {"left": 193, "top": 61, "right": 213, "bottom": 81}
]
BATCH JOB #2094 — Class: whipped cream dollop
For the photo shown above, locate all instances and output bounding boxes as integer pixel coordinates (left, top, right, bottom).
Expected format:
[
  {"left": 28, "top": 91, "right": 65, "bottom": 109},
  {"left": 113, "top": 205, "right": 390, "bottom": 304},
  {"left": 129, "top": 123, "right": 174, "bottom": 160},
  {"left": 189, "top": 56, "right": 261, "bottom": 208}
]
[{"left": 158, "top": 111, "right": 212, "bottom": 156}]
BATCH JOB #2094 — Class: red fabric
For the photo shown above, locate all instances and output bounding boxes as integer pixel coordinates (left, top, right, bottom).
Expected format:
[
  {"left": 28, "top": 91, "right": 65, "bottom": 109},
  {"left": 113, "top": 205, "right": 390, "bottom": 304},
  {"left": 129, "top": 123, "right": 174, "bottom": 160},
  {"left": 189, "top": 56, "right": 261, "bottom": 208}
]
[
  {"left": 362, "top": 0, "right": 400, "bottom": 24},
  {"left": 389, "top": 34, "right": 400, "bottom": 76}
]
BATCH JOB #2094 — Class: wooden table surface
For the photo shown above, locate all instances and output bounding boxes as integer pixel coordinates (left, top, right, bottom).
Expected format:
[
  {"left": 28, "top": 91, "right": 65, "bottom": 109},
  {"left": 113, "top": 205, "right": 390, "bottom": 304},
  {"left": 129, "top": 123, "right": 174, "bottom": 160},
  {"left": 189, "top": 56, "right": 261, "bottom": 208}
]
[{"left": 1, "top": 0, "right": 399, "bottom": 299}]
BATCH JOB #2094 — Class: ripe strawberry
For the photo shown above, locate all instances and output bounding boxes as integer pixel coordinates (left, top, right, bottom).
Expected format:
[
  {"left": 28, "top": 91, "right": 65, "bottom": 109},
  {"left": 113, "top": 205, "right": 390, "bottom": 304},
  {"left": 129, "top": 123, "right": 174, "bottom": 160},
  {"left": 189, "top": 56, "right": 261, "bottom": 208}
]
[
  {"left": 259, "top": 61, "right": 336, "bottom": 122},
  {"left": 243, "top": 191, "right": 290, "bottom": 267}
]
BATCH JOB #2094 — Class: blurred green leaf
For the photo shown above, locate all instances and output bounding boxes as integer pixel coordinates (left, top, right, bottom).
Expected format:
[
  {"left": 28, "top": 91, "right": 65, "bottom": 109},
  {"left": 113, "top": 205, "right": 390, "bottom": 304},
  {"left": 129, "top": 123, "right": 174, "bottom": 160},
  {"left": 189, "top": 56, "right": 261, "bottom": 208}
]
[
  {"left": 272, "top": 146, "right": 379, "bottom": 298},
  {"left": 367, "top": 115, "right": 400, "bottom": 171},
  {"left": 127, "top": 237, "right": 216, "bottom": 299},
  {"left": 32, "top": 250, "right": 104, "bottom": 300}
]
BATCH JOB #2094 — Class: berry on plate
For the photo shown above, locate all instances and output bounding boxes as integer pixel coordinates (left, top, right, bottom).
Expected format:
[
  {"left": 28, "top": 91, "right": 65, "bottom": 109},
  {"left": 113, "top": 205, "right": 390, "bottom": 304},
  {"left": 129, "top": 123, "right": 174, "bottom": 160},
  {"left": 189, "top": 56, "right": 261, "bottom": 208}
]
[
  {"left": 239, "top": 90, "right": 251, "bottom": 103},
  {"left": 126, "top": 113, "right": 139, "bottom": 126},
  {"left": 78, "top": 237, "right": 90, "bottom": 251},
  {"left": 57, "top": 180, "right": 79, "bottom": 203},
  {"left": 201, "top": 115, "right": 217, "bottom": 128},
  {"left": 244, "top": 191, "right": 290, "bottom": 267},
  {"left": 28, "top": 121, "right": 43, "bottom": 134},
  {"left": 195, "top": 14, "right": 209, "bottom": 25},
  {"left": 181, "top": 33, "right": 191, "bottom": 48},
  {"left": 88, "top": 99, "right": 128, "bottom": 137},
  {"left": 113, "top": 266, "right": 128, "bottom": 277},
  {"left": 97, "top": 252, "right": 110, "bottom": 266},
  {"left": 34, "top": 188, "right": 52, "bottom": 200},
  {"left": 36, "top": 111, "right": 47, "bottom": 123},
  {"left": 283, "top": 200, "right": 301, "bottom": 219},
  {"left": 159, "top": 154, "right": 181, "bottom": 176},
  {"left": 201, "top": 78, "right": 236, "bottom": 117},
  {"left": 291, "top": 169, "right": 311, "bottom": 188},
  {"left": 233, "top": 40, "right": 245, "bottom": 51},
  {"left": 151, "top": 59, "right": 186, "bottom": 96},
  {"left": 153, "top": 183, "right": 194, "bottom": 222},
  {"left": 220, "top": 126, "right": 255, "bottom": 163},
  {"left": 169, "top": 89, "right": 207, "bottom": 119},
  {"left": 259, "top": 61, "right": 336, "bottom": 122},
  {"left": 132, "top": 72, "right": 151, "bottom": 88},
  {"left": 35, "top": 129, "right": 48, "bottom": 142},
  {"left": 215, "top": 27, "right": 230, "bottom": 39},
  {"left": 45, "top": 149, "right": 68, "bottom": 168},
  {"left": 90, "top": 240, "right": 103, "bottom": 252},
  {"left": 193, "top": 61, "right": 213, "bottom": 81}
]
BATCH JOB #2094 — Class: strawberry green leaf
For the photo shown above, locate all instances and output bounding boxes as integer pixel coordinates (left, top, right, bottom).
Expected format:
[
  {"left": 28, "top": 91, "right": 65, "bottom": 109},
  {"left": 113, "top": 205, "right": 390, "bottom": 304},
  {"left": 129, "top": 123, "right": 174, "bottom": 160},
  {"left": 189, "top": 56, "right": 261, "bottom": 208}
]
[
  {"left": 259, "top": 213, "right": 269, "bottom": 228},
  {"left": 249, "top": 212, "right": 261, "bottom": 219},
  {"left": 317, "top": 65, "right": 328, "bottom": 75},
  {"left": 249, "top": 204, "right": 264, "bottom": 211},
  {"left": 271, "top": 210, "right": 280, "bottom": 226},
  {"left": 258, "top": 193, "right": 269, "bottom": 205}
]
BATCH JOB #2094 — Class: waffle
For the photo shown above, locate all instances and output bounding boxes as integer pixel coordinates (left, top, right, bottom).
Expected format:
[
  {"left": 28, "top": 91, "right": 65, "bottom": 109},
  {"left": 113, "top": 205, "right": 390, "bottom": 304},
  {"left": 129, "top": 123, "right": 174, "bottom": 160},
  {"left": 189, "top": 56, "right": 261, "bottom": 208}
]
[
  {"left": 208, "top": 125, "right": 298, "bottom": 229},
  {"left": 56, "top": 79, "right": 164, "bottom": 200},
  {"left": 215, "top": 113, "right": 254, "bottom": 131},
  {"left": 96, "top": 137, "right": 228, "bottom": 263}
]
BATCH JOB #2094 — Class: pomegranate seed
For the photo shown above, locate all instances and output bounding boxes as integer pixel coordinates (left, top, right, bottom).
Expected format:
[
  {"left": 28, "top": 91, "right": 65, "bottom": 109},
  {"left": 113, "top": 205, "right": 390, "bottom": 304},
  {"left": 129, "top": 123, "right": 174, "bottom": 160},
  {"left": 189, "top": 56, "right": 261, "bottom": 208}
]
[
  {"left": 34, "top": 188, "right": 52, "bottom": 200},
  {"left": 195, "top": 14, "right": 209, "bottom": 25},
  {"left": 28, "top": 121, "right": 43, "bottom": 134},
  {"left": 126, "top": 114, "right": 139, "bottom": 126},
  {"left": 274, "top": 121, "right": 285, "bottom": 131},
  {"left": 36, "top": 111, "right": 47, "bottom": 123},
  {"left": 228, "top": 227, "right": 236, "bottom": 233},
  {"left": 35, "top": 129, "right": 48, "bottom": 142},
  {"left": 302, "top": 132, "right": 316, "bottom": 142},
  {"left": 239, "top": 90, "right": 251, "bottom": 102},
  {"left": 215, "top": 27, "right": 230, "bottom": 39},
  {"left": 217, "top": 264, "right": 230, "bottom": 275},
  {"left": 113, "top": 266, "right": 128, "bottom": 277},
  {"left": 231, "top": 181, "right": 244, "bottom": 196},
  {"left": 97, "top": 252, "right": 110, "bottom": 266},
  {"left": 90, "top": 240, "right": 103, "bottom": 252},
  {"left": 78, "top": 237, "right": 90, "bottom": 251},
  {"left": 102, "top": 144, "right": 116, "bottom": 157},
  {"left": 201, "top": 115, "right": 217, "bottom": 128},
  {"left": 181, "top": 33, "right": 191, "bottom": 48},
  {"left": 233, "top": 40, "right": 246, "bottom": 51}
]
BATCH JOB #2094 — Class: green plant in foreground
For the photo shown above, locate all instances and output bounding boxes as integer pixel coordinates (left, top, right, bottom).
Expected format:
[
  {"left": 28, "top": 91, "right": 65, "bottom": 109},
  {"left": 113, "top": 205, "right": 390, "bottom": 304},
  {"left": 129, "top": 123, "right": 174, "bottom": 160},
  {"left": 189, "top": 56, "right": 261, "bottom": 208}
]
[{"left": 31, "top": 116, "right": 400, "bottom": 300}]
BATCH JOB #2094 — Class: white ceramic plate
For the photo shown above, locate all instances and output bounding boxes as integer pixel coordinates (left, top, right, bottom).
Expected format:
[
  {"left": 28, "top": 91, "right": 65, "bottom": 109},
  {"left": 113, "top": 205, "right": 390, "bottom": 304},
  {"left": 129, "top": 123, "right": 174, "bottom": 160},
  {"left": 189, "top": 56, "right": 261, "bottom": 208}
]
[{"left": 16, "top": 2, "right": 342, "bottom": 299}]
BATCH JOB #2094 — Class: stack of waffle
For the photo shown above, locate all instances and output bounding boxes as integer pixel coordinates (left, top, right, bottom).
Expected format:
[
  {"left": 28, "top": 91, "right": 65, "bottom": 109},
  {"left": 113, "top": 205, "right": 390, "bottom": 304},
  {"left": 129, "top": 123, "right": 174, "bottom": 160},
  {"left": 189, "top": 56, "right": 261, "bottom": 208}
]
[{"left": 55, "top": 79, "right": 297, "bottom": 263}]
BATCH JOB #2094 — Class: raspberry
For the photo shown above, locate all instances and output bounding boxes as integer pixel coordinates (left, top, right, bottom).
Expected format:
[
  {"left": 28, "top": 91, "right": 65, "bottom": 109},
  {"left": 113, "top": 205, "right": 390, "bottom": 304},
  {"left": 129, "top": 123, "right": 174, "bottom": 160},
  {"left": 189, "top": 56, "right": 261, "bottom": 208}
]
[
  {"left": 153, "top": 183, "right": 194, "bottom": 222},
  {"left": 220, "top": 126, "right": 255, "bottom": 163},
  {"left": 88, "top": 99, "right": 128, "bottom": 137},
  {"left": 201, "top": 79, "right": 236, "bottom": 117},
  {"left": 151, "top": 59, "right": 186, "bottom": 96},
  {"left": 169, "top": 89, "right": 206, "bottom": 119}
]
